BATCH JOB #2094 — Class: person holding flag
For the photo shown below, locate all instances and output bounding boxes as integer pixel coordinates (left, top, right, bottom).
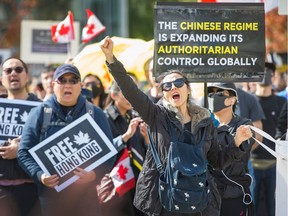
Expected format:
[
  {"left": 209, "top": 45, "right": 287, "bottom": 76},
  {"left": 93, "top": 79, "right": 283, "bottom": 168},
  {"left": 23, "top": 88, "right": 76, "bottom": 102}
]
[{"left": 99, "top": 80, "right": 148, "bottom": 216}]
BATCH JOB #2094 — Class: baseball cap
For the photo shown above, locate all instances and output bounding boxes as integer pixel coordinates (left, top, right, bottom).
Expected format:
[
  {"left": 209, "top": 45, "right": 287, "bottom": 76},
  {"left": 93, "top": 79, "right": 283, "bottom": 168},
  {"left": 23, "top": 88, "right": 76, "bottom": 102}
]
[
  {"left": 207, "top": 82, "right": 238, "bottom": 99},
  {"left": 53, "top": 64, "right": 81, "bottom": 80}
]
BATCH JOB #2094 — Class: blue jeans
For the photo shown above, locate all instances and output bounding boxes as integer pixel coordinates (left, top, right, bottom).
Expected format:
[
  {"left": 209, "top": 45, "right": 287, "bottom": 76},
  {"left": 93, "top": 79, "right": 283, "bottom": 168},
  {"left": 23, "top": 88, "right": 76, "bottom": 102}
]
[{"left": 254, "top": 165, "right": 276, "bottom": 216}]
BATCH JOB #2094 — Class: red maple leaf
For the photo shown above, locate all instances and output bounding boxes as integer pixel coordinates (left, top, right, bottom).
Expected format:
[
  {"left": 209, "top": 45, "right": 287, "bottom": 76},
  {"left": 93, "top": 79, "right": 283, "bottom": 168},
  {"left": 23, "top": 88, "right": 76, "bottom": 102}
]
[
  {"left": 86, "top": 24, "right": 95, "bottom": 34},
  {"left": 58, "top": 24, "right": 70, "bottom": 36},
  {"left": 117, "top": 164, "right": 128, "bottom": 180}
]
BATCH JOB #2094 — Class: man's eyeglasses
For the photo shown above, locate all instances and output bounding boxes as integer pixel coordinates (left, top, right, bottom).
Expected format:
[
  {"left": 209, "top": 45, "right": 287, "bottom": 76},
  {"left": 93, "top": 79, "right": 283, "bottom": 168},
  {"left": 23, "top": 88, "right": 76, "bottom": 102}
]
[
  {"left": 55, "top": 77, "right": 80, "bottom": 85},
  {"left": 207, "top": 91, "right": 226, "bottom": 97},
  {"left": 3, "top": 67, "right": 24, "bottom": 75},
  {"left": 161, "top": 78, "right": 185, "bottom": 91}
]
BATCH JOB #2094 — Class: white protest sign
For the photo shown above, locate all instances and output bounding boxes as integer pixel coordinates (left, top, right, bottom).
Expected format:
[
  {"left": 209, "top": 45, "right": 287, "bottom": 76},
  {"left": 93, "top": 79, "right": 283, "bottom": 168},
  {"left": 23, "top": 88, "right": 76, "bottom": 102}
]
[
  {"left": 29, "top": 113, "right": 117, "bottom": 192},
  {"left": 0, "top": 98, "right": 41, "bottom": 142},
  {"left": 249, "top": 125, "right": 288, "bottom": 216}
]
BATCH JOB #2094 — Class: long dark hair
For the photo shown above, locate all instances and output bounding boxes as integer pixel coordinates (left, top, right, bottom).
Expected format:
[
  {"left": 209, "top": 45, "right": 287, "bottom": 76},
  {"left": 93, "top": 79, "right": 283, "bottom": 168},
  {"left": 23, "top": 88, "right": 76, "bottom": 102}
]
[{"left": 82, "top": 73, "right": 107, "bottom": 109}]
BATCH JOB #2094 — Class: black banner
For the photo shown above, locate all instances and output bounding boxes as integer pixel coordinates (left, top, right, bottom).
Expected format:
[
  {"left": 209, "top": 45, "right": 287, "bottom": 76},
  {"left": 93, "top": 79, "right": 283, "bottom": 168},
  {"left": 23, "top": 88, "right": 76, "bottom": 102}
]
[
  {"left": 154, "top": 2, "right": 265, "bottom": 82},
  {"left": 0, "top": 99, "right": 41, "bottom": 142},
  {"left": 32, "top": 29, "right": 68, "bottom": 53}
]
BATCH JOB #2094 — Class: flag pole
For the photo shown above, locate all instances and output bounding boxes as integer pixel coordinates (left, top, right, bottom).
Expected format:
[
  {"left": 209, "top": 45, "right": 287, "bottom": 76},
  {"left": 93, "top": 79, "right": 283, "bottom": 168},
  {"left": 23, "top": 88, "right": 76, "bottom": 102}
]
[
  {"left": 66, "top": 42, "right": 73, "bottom": 63},
  {"left": 78, "top": 42, "right": 86, "bottom": 54}
]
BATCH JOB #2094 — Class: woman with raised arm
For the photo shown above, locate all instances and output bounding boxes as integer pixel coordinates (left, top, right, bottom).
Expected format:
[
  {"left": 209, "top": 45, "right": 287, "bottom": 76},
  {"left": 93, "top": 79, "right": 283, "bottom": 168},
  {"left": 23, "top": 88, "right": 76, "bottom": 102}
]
[{"left": 100, "top": 36, "right": 253, "bottom": 216}]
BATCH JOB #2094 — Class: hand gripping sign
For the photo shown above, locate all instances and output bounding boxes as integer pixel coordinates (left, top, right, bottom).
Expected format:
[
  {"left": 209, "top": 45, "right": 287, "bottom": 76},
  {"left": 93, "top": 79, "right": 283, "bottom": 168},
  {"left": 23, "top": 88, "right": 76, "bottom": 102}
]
[
  {"left": 29, "top": 113, "right": 117, "bottom": 192},
  {"left": 249, "top": 126, "right": 288, "bottom": 216}
]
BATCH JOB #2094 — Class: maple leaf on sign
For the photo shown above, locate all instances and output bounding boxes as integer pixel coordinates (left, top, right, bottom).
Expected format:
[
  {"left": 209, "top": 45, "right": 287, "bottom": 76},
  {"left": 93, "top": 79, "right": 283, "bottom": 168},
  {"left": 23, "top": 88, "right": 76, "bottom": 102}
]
[
  {"left": 73, "top": 131, "right": 90, "bottom": 145},
  {"left": 117, "top": 164, "right": 128, "bottom": 180},
  {"left": 20, "top": 111, "right": 29, "bottom": 122},
  {"left": 58, "top": 24, "right": 70, "bottom": 36}
]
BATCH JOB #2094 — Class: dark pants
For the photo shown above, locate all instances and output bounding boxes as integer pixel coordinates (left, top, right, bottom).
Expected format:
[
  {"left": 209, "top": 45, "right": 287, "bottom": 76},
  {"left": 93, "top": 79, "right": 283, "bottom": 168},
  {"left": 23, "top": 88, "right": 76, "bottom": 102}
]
[
  {"left": 39, "top": 182, "right": 100, "bottom": 216},
  {"left": 220, "top": 197, "right": 252, "bottom": 216},
  {"left": 100, "top": 192, "right": 135, "bottom": 216},
  {"left": 254, "top": 165, "right": 276, "bottom": 216},
  {"left": 0, "top": 183, "right": 39, "bottom": 216}
]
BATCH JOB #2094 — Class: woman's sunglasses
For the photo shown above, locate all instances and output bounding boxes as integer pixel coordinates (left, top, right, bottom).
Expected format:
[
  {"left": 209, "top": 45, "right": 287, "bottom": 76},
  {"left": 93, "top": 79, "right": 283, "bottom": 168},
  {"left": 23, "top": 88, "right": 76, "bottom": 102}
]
[
  {"left": 161, "top": 78, "right": 185, "bottom": 91},
  {"left": 55, "top": 77, "right": 80, "bottom": 85},
  {"left": 3, "top": 67, "right": 24, "bottom": 75}
]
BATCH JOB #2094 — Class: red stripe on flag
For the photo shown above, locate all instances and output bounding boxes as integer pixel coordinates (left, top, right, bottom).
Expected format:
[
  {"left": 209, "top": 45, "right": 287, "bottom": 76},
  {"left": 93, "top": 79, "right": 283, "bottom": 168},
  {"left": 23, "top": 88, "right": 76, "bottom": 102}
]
[{"left": 115, "top": 177, "right": 135, "bottom": 197}]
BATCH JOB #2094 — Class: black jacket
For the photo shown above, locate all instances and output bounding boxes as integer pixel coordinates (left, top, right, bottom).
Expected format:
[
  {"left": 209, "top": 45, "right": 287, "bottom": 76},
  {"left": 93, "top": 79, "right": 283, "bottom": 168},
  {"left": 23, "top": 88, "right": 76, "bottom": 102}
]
[
  {"left": 105, "top": 104, "right": 147, "bottom": 175},
  {"left": 209, "top": 115, "right": 253, "bottom": 199},
  {"left": 0, "top": 93, "right": 41, "bottom": 180},
  {"left": 103, "top": 104, "right": 147, "bottom": 216},
  {"left": 107, "top": 59, "right": 246, "bottom": 216}
]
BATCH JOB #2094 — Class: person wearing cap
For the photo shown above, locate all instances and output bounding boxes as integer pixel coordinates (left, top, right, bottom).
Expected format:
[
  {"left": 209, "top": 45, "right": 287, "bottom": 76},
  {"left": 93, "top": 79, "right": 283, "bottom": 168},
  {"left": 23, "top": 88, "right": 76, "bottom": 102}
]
[
  {"left": 251, "top": 62, "right": 286, "bottom": 216},
  {"left": 0, "top": 57, "right": 41, "bottom": 216},
  {"left": 207, "top": 82, "right": 255, "bottom": 216},
  {"left": 18, "top": 64, "right": 115, "bottom": 216}
]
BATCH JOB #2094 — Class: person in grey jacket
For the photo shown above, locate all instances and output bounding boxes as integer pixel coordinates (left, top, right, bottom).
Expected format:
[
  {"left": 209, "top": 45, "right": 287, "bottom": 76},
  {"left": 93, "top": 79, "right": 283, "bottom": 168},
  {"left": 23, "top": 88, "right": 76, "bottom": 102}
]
[
  {"left": 100, "top": 36, "right": 253, "bottom": 216},
  {"left": 18, "top": 64, "right": 115, "bottom": 216}
]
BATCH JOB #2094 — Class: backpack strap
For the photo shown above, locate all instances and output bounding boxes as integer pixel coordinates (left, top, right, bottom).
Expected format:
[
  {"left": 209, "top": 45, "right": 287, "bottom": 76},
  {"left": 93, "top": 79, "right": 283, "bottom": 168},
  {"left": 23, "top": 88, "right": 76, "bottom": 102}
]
[
  {"left": 40, "top": 100, "right": 94, "bottom": 141},
  {"left": 85, "top": 100, "right": 95, "bottom": 118},
  {"left": 40, "top": 104, "right": 53, "bottom": 141},
  {"left": 147, "top": 126, "right": 164, "bottom": 175},
  {"left": 167, "top": 120, "right": 178, "bottom": 142}
]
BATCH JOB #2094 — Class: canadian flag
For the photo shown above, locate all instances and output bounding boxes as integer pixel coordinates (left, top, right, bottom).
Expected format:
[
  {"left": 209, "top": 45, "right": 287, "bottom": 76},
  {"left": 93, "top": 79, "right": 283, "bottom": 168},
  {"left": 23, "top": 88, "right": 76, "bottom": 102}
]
[
  {"left": 198, "top": 0, "right": 278, "bottom": 13},
  {"left": 51, "top": 11, "right": 75, "bottom": 43},
  {"left": 110, "top": 148, "right": 135, "bottom": 196},
  {"left": 82, "top": 9, "right": 106, "bottom": 43}
]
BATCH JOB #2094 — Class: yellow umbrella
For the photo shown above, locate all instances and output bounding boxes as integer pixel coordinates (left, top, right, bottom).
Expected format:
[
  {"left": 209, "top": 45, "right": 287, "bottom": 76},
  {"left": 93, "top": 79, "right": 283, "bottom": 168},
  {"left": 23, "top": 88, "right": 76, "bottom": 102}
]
[
  {"left": 73, "top": 36, "right": 154, "bottom": 90},
  {"left": 117, "top": 39, "right": 154, "bottom": 82}
]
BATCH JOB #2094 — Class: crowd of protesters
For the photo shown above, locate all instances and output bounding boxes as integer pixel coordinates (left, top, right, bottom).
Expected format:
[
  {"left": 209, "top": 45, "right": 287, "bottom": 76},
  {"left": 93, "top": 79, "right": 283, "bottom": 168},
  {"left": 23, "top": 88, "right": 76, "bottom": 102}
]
[{"left": 0, "top": 38, "right": 287, "bottom": 216}]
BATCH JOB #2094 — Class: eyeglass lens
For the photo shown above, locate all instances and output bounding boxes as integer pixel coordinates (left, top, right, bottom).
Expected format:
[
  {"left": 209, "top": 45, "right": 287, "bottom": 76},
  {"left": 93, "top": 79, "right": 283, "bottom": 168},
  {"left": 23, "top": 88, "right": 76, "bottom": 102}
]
[
  {"left": 57, "top": 77, "right": 80, "bottom": 85},
  {"left": 3, "top": 67, "right": 24, "bottom": 75},
  {"left": 162, "top": 78, "right": 185, "bottom": 91}
]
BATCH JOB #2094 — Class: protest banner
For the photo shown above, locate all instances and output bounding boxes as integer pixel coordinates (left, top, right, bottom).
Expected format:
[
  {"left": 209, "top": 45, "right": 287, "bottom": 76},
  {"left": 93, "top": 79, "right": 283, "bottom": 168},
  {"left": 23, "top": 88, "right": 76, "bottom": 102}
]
[
  {"left": 154, "top": 2, "right": 265, "bottom": 82},
  {"left": 29, "top": 113, "right": 117, "bottom": 192},
  {"left": 0, "top": 98, "right": 41, "bottom": 142}
]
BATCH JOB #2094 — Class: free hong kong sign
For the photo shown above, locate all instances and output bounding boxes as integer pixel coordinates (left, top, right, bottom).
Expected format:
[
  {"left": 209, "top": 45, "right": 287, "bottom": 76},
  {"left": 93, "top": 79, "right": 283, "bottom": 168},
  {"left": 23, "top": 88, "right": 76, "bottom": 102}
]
[{"left": 29, "top": 113, "right": 117, "bottom": 192}]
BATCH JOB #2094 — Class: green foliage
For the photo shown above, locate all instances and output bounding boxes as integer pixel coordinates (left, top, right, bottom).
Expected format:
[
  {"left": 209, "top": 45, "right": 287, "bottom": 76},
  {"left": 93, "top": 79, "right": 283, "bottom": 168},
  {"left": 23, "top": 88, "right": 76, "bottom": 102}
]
[
  {"left": 129, "top": 0, "right": 155, "bottom": 40},
  {"left": 128, "top": 0, "right": 197, "bottom": 40}
]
